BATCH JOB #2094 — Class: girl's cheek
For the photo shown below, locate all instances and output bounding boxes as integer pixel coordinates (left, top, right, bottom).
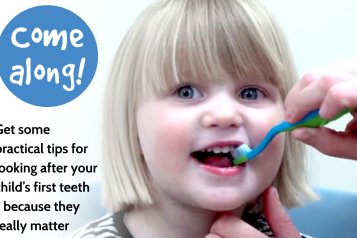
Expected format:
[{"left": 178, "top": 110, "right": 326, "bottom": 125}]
[
  {"left": 249, "top": 113, "right": 281, "bottom": 145},
  {"left": 248, "top": 107, "right": 285, "bottom": 162},
  {"left": 149, "top": 108, "right": 194, "bottom": 170}
]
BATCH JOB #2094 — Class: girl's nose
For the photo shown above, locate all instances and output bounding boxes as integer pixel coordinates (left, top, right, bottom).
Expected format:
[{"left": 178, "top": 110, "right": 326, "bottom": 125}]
[{"left": 201, "top": 96, "right": 243, "bottom": 129}]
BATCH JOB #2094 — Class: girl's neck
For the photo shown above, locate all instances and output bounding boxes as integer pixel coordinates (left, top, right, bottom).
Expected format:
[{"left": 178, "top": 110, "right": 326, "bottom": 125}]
[{"left": 125, "top": 195, "right": 245, "bottom": 238}]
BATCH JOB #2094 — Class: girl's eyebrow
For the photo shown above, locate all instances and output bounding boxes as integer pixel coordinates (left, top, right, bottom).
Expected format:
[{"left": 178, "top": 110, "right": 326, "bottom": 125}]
[
  {"left": 239, "top": 74, "right": 274, "bottom": 83},
  {"left": 179, "top": 69, "right": 273, "bottom": 86},
  {"left": 178, "top": 72, "right": 210, "bottom": 83}
]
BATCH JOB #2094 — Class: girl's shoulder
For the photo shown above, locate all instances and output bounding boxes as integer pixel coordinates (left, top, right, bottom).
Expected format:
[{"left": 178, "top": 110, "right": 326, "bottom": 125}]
[
  {"left": 65, "top": 213, "right": 123, "bottom": 238},
  {"left": 66, "top": 210, "right": 313, "bottom": 238},
  {"left": 242, "top": 211, "right": 313, "bottom": 238}
]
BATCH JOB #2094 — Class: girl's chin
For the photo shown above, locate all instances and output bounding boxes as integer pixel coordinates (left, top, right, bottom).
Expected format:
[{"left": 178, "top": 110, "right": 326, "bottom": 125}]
[{"left": 198, "top": 198, "right": 246, "bottom": 211}]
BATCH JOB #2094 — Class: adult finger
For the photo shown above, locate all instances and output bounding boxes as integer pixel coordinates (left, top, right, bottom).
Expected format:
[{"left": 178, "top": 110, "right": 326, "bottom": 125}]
[
  {"left": 286, "top": 58, "right": 357, "bottom": 103},
  {"left": 285, "top": 69, "right": 321, "bottom": 109},
  {"left": 352, "top": 110, "right": 357, "bottom": 119},
  {"left": 284, "top": 70, "right": 329, "bottom": 123},
  {"left": 263, "top": 187, "right": 301, "bottom": 238},
  {"left": 287, "top": 70, "right": 318, "bottom": 95},
  {"left": 204, "top": 234, "right": 222, "bottom": 238},
  {"left": 346, "top": 111, "right": 357, "bottom": 133},
  {"left": 319, "top": 81, "right": 357, "bottom": 119},
  {"left": 209, "top": 213, "right": 266, "bottom": 238},
  {"left": 292, "top": 127, "right": 357, "bottom": 160},
  {"left": 285, "top": 72, "right": 353, "bottom": 123}
]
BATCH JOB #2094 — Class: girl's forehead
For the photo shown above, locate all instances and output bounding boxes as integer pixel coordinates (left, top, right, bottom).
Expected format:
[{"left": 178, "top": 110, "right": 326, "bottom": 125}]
[
  {"left": 177, "top": 63, "right": 274, "bottom": 85},
  {"left": 133, "top": 0, "right": 291, "bottom": 99}
]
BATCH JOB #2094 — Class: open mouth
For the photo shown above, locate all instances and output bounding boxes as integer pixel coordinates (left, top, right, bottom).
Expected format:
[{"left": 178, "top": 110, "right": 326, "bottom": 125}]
[{"left": 191, "top": 146, "right": 239, "bottom": 168}]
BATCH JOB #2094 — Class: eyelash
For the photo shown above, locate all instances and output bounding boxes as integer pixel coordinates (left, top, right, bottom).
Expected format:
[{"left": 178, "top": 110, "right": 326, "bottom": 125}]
[
  {"left": 176, "top": 85, "right": 202, "bottom": 99},
  {"left": 174, "top": 85, "right": 266, "bottom": 100},
  {"left": 239, "top": 87, "right": 265, "bottom": 100}
]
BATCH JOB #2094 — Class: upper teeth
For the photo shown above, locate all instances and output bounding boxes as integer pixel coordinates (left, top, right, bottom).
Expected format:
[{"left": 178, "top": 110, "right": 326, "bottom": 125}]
[{"left": 201, "top": 146, "right": 236, "bottom": 154}]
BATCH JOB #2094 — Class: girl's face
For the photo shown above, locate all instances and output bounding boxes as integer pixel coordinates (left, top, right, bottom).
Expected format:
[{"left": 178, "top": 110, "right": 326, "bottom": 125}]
[{"left": 136, "top": 71, "right": 285, "bottom": 211}]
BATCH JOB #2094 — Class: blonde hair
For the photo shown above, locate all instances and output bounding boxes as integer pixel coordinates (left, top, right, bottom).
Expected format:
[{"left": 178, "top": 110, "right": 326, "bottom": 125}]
[{"left": 102, "top": 0, "right": 317, "bottom": 213}]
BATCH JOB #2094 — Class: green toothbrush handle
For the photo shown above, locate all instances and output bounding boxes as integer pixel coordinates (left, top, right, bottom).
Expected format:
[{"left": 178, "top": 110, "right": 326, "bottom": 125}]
[
  {"left": 233, "top": 108, "right": 354, "bottom": 165},
  {"left": 285, "top": 108, "right": 354, "bottom": 132}
]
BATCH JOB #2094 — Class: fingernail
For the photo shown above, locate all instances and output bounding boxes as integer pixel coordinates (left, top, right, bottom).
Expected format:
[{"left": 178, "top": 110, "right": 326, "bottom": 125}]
[
  {"left": 293, "top": 128, "right": 314, "bottom": 142},
  {"left": 319, "top": 105, "right": 328, "bottom": 118},
  {"left": 285, "top": 108, "right": 292, "bottom": 122},
  {"left": 271, "top": 187, "right": 280, "bottom": 201}
]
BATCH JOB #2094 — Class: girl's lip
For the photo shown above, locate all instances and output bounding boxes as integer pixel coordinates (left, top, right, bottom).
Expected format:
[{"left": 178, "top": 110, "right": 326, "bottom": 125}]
[{"left": 191, "top": 155, "right": 246, "bottom": 176}]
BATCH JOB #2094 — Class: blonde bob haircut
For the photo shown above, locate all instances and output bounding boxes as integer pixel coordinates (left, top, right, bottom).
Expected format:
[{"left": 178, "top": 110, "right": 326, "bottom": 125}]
[{"left": 102, "top": 0, "right": 317, "bottom": 213}]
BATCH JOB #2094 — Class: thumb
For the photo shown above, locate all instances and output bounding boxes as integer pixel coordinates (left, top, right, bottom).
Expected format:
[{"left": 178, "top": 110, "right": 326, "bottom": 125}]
[
  {"left": 263, "top": 187, "right": 301, "bottom": 238},
  {"left": 292, "top": 127, "right": 357, "bottom": 160},
  {"left": 204, "top": 235, "right": 222, "bottom": 238}
]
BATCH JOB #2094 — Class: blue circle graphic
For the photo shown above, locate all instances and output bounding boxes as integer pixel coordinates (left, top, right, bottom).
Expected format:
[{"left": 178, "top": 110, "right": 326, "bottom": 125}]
[{"left": 0, "top": 5, "right": 98, "bottom": 107}]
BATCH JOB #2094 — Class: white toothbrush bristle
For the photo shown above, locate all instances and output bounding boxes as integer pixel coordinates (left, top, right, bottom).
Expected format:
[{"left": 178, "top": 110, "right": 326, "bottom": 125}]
[{"left": 231, "top": 144, "right": 252, "bottom": 158}]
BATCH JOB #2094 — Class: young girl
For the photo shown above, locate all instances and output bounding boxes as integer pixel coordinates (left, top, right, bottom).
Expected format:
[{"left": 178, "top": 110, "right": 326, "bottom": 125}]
[{"left": 69, "top": 0, "right": 317, "bottom": 237}]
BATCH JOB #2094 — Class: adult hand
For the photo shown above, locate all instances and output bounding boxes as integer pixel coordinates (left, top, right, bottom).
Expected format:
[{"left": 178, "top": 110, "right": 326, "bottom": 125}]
[
  {"left": 284, "top": 58, "right": 357, "bottom": 160},
  {"left": 205, "top": 187, "right": 300, "bottom": 238}
]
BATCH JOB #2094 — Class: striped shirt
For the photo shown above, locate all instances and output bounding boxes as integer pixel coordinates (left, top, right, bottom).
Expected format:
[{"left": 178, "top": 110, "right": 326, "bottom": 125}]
[{"left": 67, "top": 210, "right": 312, "bottom": 238}]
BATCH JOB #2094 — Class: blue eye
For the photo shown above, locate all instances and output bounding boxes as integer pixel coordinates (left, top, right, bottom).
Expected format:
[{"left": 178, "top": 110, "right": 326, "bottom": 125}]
[
  {"left": 240, "top": 88, "right": 264, "bottom": 100},
  {"left": 177, "top": 85, "right": 202, "bottom": 99}
]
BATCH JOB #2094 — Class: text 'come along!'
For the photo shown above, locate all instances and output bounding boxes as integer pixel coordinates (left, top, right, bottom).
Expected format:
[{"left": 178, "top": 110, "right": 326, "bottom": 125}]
[{"left": 10, "top": 27, "right": 85, "bottom": 92}]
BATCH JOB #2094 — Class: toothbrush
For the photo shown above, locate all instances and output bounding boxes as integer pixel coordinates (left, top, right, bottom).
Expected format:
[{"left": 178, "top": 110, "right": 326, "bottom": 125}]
[{"left": 232, "top": 108, "right": 354, "bottom": 165}]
